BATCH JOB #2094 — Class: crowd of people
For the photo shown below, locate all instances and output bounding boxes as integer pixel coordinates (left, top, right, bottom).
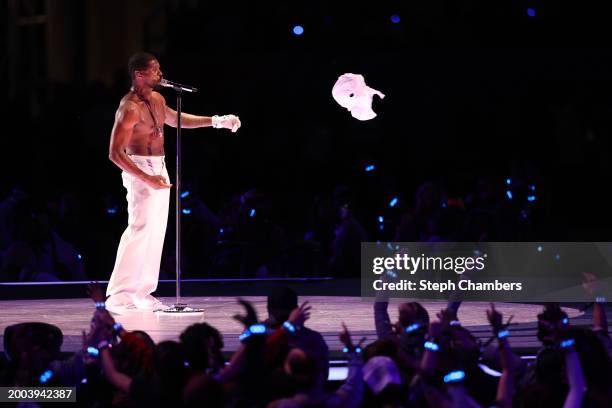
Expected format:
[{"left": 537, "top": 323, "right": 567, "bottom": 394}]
[
  {"left": 1, "top": 282, "right": 610, "bottom": 407},
  {"left": 0, "top": 172, "right": 544, "bottom": 282}
]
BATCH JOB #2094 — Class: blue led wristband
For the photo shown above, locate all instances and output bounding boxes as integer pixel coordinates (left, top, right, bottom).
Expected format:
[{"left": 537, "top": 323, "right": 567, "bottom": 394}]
[
  {"left": 283, "top": 321, "right": 296, "bottom": 334},
  {"left": 497, "top": 329, "right": 510, "bottom": 339},
  {"left": 443, "top": 370, "right": 466, "bottom": 383},
  {"left": 239, "top": 323, "right": 267, "bottom": 342},
  {"left": 405, "top": 323, "right": 420, "bottom": 333}
]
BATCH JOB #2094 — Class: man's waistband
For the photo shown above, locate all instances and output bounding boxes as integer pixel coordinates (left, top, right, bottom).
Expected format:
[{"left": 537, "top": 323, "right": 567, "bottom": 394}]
[{"left": 128, "top": 154, "right": 165, "bottom": 162}]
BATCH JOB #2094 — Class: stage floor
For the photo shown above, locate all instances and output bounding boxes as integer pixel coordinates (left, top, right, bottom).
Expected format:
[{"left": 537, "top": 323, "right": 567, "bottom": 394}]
[{"left": 0, "top": 296, "right": 589, "bottom": 354}]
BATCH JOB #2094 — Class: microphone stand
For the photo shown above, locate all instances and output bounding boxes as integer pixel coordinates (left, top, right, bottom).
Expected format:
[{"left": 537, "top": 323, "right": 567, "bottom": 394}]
[{"left": 159, "top": 83, "right": 203, "bottom": 314}]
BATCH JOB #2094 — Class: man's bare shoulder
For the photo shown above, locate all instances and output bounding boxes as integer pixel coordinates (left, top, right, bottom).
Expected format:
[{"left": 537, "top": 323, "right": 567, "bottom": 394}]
[
  {"left": 118, "top": 93, "right": 140, "bottom": 112},
  {"left": 114, "top": 94, "right": 141, "bottom": 125},
  {"left": 152, "top": 91, "right": 167, "bottom": 105},
  {"left": 117, "top": 94, "right": 140, "bottom": 114}
]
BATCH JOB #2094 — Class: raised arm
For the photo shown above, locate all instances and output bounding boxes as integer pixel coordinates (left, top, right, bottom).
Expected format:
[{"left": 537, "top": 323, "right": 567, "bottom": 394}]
[
  {"left": 108, "top": 102, "right": 171, "bottom": 189},
  {"left": 487, "top": 304, "right": 515, "bottom": 408}
]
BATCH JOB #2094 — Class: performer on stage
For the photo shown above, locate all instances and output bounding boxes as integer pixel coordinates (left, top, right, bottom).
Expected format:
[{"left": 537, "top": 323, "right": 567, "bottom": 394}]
[{"left": 106, "top": 52, "right": 241, "bottom": 311}]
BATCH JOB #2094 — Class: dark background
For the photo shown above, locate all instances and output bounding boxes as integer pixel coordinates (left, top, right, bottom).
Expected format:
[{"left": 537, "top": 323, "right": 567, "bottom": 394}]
[{"left": 3, "top": 0, "right": 611, "bottom": 281}]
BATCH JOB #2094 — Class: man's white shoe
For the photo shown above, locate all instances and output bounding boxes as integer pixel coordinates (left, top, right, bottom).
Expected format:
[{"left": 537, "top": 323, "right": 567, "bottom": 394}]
[
  {"left": 105, "top": 302, "right": 137, "bottom": 315},
  {"left": 134, "top": 296, "right": 169, "bottom": 311}
]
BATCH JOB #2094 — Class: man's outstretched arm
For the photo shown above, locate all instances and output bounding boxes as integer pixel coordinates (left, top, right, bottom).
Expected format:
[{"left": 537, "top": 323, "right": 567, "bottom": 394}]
[{"left": 164, "top": 105, "right": 241, "bottom": 131}]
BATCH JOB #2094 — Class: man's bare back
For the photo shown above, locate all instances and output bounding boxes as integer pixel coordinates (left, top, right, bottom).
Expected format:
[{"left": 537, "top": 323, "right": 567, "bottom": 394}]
[{"left": 120, "top": 91, "right": 166, "bottom": 156}]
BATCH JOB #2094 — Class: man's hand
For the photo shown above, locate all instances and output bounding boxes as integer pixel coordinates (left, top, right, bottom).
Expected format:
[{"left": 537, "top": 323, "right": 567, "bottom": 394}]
[
  {"left": 233, "top": 298, "right": 258, "bottom": 329},
  {"left": 486, "top": 303, "right": 504, "bottom": 334},
  {"left": 287, "top": 301, "right": 312, "bottom": 329},
  {"left": 436, "top": 308, "right": 458, "bottom": 328},
  {"left": 582, "top": 272, "right": 601, "bottom": 297},
  {"left": 142, "top": 174, "right": 172, "bottom": 189},
  {"left": 87, "top": 281, "right": 107, "bottom": 303},
  {"left": 339, "top": 322, "right": 366, "bottom": 352},
  {"left": 213, "top": 114, "right": 241, "bottom": 132}
]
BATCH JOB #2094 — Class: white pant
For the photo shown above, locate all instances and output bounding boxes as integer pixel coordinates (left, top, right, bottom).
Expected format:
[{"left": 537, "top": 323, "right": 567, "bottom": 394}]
[{"left": 106, "top": 155, "right": 170, "bottom": 309}]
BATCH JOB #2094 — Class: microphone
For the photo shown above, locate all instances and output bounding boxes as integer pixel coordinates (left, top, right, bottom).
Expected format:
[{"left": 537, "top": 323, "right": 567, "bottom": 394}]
[{"left": 159, "top": 79, "right": 198, "bottom": 93}]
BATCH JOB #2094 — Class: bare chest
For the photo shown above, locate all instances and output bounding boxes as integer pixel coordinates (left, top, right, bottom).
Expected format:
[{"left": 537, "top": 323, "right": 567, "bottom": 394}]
[{"left": 134, "top": 99, "right": 164, "bottom": 138}]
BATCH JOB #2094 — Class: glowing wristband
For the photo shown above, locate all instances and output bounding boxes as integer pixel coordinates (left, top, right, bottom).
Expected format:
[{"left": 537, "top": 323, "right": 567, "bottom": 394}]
[
  {"left": 239, "top": 323, "right": 267, "bottom": 342},
  {"left": 87, "top": 346, "right": 99, "bottom": 357},
  {"left": 249, "top": 323, "right": 266, "bottom": 334},
  {"left": 113, "top": 322, "right": 123, "bottom": 334},
  {"left": 342, "top": 346, "right": 362, "bottom": 354},
  {"left": 283, "top": 321, "right": 296, "bottom": 334},
  {"left": 443, "top": 370, "right": 466, "bottom": 383},
  {"left": 238, "top": 330, "right": 251, "bottom": 342},
  {"left": 560, "top": 338, "right": 575, "bottom": 349},
  {"left": 450, "top": 320, "right": 461, "bottom": 327},
  {"left": 497, "top": 329, "right": 510, "bottom": 339},
  {"left": 39, "top": 369, "right": 54, "bottom": 384},
  {"left": 95, "top": 302, "right": 106, "bottom": 309},
  {"left": 595, "top": 296, "right": 606, "bottom": 304},
  {"left": 424, "top": 341, "right": 440, "bottom": 352},
  {"left": 562, "top": 317, "right": 569, "bottom": 325},
  {"left": 405, "top": 323, "right": 420, "bottom": 333}
]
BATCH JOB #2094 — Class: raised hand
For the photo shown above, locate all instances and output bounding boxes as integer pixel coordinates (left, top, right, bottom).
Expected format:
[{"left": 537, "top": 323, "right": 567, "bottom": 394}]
[
  {"left": 486, "top": 303, "right": 503, "bottom": 333},
  {"left": 287, "top": 301, "right": 312, "bottom": 328},
  {"left": 436, "top": 308, "right": 458, "bottom": 328},
  {"left": 340, "top": 322, "right": 366, "bottom": 352},
  {"left": 582, "top": 272, "right": 600, "bottom": 297},
  {"left": 233, "top": 298, "right": 258, "bottom": 329},
  {"left": 398, "top": 302, "right": 416, "bottom": 328},
  {"left": 87, "top": 281, "right": 107, "bottom": 303}
]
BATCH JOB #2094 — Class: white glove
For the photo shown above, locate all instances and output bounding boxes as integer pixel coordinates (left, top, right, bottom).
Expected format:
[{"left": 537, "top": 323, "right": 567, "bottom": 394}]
[{"left": 212, "top": 114, "right": 241, "bottom": 132}]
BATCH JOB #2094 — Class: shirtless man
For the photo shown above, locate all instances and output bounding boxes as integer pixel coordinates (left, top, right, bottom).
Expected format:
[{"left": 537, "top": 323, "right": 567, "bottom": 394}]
[{"left": 106, "top": 52, "right": 240, "bottom": 311}]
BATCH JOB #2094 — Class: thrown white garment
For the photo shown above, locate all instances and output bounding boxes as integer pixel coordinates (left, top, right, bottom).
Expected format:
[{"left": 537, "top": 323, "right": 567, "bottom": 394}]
[{"left": 332, "top": 73, "right": 385, "bottom": 121}]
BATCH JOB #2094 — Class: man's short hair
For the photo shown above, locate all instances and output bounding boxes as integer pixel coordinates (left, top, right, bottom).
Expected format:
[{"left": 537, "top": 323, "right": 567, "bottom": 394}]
[{"left": 128, "top": 51, "right": 156, "bottom": 79}]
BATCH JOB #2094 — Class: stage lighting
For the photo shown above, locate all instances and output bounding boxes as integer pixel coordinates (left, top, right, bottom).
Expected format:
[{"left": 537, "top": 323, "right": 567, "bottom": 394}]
[
  {"left": 77, "top": 254, "right": 82, "bottom": 260},
  {"left": 390, "top": 14, "right": 400, "bottom": 24},
  {"left": 378, "top": 216, "right": 384, "bottom": 223},
  {"left": 506, "top": 178, "right": 512, "bottom": 185},
  {"left": 293, "top": 25, "right": 304, "bottom": 36},
  {"left": 537, "top": 245, "right": 543, "bottom": 252}
]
